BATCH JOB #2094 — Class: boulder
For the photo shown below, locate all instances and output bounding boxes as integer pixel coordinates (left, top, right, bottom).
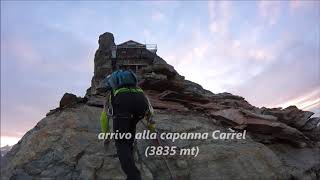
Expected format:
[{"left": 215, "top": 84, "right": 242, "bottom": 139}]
[
  {"left": 141, "top": 64, "right": 178, "bottom": 79},
  {"left": 262, "top": 106, "right": 314, "bottom": 128},
  {"left": 59, "top": 93, "right": 79, "bottom": 108},
  {"left": 302, "top": 117, "right": 320, "bottom": 141},
  {"left": 302, "top": 117, "right": 320, "bottom": 131},
  {"left": 211, "top": 108, "right": 309, "bottom": 146}
]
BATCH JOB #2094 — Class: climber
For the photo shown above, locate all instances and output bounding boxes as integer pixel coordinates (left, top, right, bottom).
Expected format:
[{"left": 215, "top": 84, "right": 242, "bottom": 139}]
[{"left": 100, "top": 69, "right": 154, "bottom": 180}]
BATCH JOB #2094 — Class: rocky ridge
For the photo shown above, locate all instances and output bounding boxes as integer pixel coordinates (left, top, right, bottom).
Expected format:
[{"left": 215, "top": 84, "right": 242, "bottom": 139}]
[{"left": 1, "top": 32, "right": 319, "bottom": 180}]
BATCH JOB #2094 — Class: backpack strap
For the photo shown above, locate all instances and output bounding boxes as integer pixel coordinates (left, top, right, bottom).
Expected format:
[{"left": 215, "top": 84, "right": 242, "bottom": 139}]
[
  {"left": 107, "top": 91, "right": 114, "bottom": 116},
  {"left": 113, "top": 87, "right": 144, "bottom": 97}
]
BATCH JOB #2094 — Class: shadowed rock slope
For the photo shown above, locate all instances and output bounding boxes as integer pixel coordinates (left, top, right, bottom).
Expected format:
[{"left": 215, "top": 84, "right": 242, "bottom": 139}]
[{"left": 1, "top": 32, "right": 319, "bottom": 180}]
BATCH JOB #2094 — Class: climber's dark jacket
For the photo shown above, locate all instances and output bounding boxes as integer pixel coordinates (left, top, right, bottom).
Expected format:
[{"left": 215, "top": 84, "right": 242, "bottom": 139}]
[
  {"left": 100, "top": 86, "right": 153, "bottom": 133},
  {"left": 109, "top": 87, "right": 149, "bottom": 180}
]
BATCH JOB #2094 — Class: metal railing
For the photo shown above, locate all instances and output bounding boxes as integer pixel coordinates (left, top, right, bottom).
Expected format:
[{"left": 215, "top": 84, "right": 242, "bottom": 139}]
[
  {"left": 111, "top": 43, "right": 157, "bottom": 59},
  {"left": 113, "top": 44, "right": 157, "bottom": 50}
]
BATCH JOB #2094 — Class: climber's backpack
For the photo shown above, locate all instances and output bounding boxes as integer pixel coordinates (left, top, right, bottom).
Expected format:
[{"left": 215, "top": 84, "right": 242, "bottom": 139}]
[{"left": 103, "top": 70, "right": 138, "bottom": 90}]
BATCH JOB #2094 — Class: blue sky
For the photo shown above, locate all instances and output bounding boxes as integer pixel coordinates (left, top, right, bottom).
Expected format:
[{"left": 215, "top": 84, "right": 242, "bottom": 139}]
[{"left": 1, "top": 1, "right": 319, "bottom": 146}]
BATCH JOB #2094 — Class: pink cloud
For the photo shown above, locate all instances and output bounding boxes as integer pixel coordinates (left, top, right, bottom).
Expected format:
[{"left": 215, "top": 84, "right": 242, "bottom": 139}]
[
  {"left": 289, "top": 0, "right": 319, "bottom": 11},
  {"left": 271, "top": 87, "right": 320, "bottom": 110},
  {"left": 259, "top": 1, "right": 281, "bottom": 25},
  {"left": 208, "top": 1, "right": 232, "bottom": 35},
  {"left": 7, "top": 37, "right": 42, "bottom": 65}
]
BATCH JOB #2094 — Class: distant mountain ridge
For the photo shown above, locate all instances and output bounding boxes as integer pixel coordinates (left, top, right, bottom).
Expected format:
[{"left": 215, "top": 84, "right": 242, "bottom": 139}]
[{"left": 1, "top": 145, "right": 12, "bottom": 157}]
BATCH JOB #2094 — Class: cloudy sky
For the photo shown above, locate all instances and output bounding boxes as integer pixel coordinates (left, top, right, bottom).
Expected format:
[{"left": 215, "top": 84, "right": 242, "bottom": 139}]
[{"left": 1, "top": 1, "right": 319, "bottom": 147}]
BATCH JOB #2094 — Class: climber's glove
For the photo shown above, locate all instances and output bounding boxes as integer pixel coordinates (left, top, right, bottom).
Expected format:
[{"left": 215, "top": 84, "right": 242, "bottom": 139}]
[{"left": 146, "top": 117, "right": 156, "bottom": 132}]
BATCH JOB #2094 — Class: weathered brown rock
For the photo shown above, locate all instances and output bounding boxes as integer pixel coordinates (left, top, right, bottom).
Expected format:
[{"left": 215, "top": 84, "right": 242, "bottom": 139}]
[
  {"left": 301, "top": 117, "right": 320, "bottom": 141},
  {"left": 98, "top": 32, "right": 115, "bottom": 51},
  {"left": 59, "top": 93, "right": 79, "bottom": 108},
  {"left": 159, "top": 90, "right": 210, "bottom": 104},
  {"left": 141, "top": 64, "right": 179, "bottom": 79},
  {"left": 260, "top": 106, "right": 318, "bottom": 141},
  {"left": 210, "top": 108, "right": 310, "bottom": 146},
  {"left": 302, "top": 117, "right": 320, "bottom": 131},
  {"left": 262, "top": 106, "right": 314, "bottom": 127}
]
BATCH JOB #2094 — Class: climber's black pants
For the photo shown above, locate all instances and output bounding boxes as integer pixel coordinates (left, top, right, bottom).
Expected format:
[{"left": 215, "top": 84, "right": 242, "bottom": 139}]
[{"left": 112, "top": 92, "right": 148, "bottom": 180}]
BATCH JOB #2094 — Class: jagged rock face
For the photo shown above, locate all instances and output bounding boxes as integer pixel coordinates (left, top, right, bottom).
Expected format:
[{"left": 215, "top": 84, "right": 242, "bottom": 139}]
[
  {"left": 90, "top": 32, "right": 115, "bottom": 95},
  {"left": 2, "top": 32, "right": 320, "bottom": 180},
  {"left": 2, "top": 104, "right": 319, "bottom": 180}
]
